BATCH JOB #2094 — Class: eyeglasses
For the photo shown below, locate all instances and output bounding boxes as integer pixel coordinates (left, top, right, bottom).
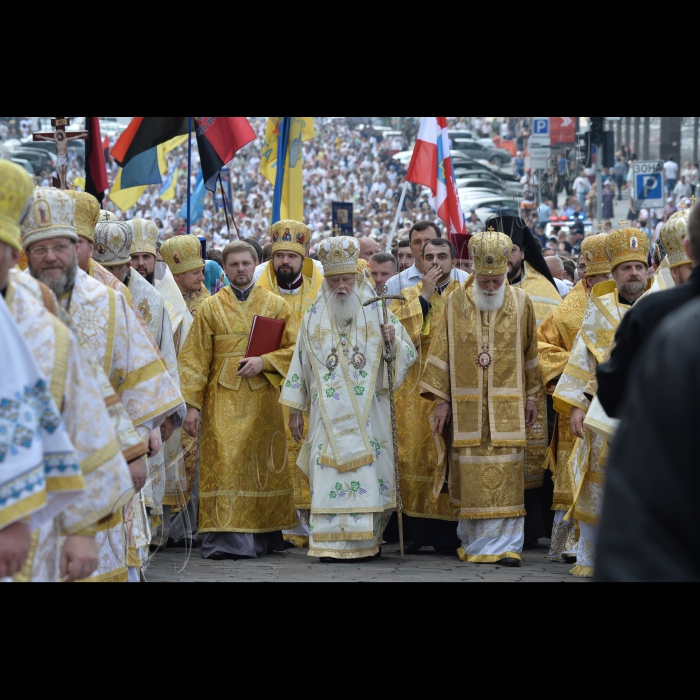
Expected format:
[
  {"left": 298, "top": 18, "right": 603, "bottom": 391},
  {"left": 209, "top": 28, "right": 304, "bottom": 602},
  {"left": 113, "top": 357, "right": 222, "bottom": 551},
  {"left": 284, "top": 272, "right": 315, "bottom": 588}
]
[{"left": 28, "top": 242, "right": 74, "bottom": 258}]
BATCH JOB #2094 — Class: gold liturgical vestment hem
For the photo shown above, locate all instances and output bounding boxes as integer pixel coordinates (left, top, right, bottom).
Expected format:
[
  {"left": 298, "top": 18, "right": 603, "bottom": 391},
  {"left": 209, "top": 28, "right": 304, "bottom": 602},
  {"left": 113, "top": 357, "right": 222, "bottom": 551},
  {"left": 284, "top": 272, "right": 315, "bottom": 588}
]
[{"left": 178, "top": 286, "right": 299, "bottom": 534}]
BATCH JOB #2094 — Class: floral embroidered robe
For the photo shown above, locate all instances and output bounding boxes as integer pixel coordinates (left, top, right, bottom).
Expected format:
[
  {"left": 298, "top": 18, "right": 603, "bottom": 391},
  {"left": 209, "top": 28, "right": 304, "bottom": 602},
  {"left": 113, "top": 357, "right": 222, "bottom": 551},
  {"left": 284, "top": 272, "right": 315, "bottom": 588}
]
[
  {"left": 178, "top": 285, "right": 299, "bottom": 535},
  {"left": 6, "top": 271, "right": 133, "bottom": 582},
  {"left": 280, "top": 280, "right": 416, "bottom": 560}
]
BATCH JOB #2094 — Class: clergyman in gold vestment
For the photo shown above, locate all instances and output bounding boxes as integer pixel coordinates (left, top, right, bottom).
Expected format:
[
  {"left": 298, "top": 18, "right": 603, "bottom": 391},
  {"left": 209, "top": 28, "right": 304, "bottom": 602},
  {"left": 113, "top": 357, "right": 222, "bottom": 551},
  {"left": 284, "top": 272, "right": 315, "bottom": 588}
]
[
  {"left": 254, "top": 220, "right": 323, "bottom": 548},
  {"left": 389, "top": 237, "right": 464, "bottom": 553},
  {"left": 421, "top": 230, "right": 542, "bottom": 567},
  {"left": 179, "top": 241, "right": 299, "bottom": 560}
]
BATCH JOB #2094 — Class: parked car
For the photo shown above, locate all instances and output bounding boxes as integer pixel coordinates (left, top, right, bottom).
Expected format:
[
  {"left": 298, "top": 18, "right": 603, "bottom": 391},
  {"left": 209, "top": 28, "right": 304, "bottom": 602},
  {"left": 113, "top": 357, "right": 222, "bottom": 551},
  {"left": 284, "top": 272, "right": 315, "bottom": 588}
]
[
  {"left": 14, "top": 137, "right": 85, "bottom": 167},
  {"left": 453, "top": 139, "right": 513, "bottom": 167},
  {"left": 457, "top": 193, "right": 523, "bottom": 222},
  {"left": 455, "top": 171, "right": 522, "bottom": 196},
  {"left": 5, "top": 147, "right": 56, "bottom": 175},
  {"left": 11, "top": 158, "right": 34, "bottom": 176}
]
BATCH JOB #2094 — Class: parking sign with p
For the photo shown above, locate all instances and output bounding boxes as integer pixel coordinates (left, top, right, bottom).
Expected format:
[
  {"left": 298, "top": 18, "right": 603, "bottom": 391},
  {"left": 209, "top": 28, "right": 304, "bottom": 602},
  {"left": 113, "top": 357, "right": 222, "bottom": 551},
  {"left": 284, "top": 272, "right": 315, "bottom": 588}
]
[
  {"left": 533, "top": 118, "right": 550, "bottom": 136},
  {"left": 633, "top": 161, "right": 664, "bottom": 209}
]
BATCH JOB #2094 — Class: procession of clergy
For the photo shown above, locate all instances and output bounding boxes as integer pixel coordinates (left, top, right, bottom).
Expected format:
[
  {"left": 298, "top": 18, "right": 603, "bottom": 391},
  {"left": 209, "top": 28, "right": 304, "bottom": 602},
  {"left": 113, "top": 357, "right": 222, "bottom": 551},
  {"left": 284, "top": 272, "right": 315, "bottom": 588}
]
[{"left": 1, "top": 155, "right": 695, "bottom": 581}]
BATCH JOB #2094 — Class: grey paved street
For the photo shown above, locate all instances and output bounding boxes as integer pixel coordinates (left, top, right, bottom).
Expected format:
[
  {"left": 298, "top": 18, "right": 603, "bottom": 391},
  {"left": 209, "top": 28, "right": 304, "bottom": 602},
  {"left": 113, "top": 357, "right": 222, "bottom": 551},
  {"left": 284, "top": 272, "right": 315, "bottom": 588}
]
[{"left": 145, "top": 541, "right": 587, "bottom": 583}]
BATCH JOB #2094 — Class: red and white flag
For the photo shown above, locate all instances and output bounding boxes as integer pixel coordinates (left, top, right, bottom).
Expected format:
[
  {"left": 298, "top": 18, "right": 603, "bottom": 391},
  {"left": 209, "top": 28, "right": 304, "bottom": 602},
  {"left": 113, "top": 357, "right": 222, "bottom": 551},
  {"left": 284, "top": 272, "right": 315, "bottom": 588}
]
[{"left": 406, "top": 117, "right": 466, "bottom": 235}]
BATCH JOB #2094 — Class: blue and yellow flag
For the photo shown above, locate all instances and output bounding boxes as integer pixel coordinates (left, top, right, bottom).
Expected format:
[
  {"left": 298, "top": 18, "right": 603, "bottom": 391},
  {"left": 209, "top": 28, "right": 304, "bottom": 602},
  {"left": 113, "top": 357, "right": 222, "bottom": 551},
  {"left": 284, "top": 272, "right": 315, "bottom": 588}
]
[
  {"left": 260, "top": 117, "right": 314, "bottom": 223},
  {"left": 110, "top": 134, "right": 189, "bottom": 212}
]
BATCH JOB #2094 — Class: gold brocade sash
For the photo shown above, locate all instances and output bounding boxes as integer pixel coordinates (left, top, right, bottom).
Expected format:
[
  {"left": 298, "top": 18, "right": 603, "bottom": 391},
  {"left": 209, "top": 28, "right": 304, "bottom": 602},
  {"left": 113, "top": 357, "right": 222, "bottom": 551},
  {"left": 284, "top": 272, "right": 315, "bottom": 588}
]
[
  {"left": 579, "top": 285, "right": 624, "bottom": 364},
  {"left": 301, "top": 285, "right": 385, "bottom": 473},
  {"left": 450, "top": 278, "right": 527, "bottom": 448}
]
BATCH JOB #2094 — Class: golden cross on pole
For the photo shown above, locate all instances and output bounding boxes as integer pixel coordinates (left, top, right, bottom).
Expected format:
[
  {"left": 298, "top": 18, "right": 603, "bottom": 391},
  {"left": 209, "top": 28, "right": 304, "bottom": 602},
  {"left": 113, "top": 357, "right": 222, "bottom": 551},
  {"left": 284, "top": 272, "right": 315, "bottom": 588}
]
[
  {"left": 332, "top": 224, "right": 342, "bottom": 237},
  {"left": 32, "top": 117, "right": 88, "bottom": 190}
]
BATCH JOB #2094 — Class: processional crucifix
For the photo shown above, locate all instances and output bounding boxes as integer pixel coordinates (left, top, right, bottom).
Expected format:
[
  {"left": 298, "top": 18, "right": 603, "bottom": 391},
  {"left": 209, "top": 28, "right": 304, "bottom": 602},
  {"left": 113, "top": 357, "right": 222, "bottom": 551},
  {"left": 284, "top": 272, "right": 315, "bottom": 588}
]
[
  {"left": 363, "top": 285, "right": 407, "bottom": 556},
  {"left": 33, "top": 117, "right": 88, "bottom": 190}
]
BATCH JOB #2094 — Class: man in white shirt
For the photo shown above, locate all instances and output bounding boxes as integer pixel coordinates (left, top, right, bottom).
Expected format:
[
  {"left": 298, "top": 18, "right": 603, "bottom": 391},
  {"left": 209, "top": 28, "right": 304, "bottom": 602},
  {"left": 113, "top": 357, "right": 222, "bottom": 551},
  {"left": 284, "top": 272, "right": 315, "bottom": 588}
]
[
  {"left": 385, "top": 221, "right": 469, "bottom": 296},
  {"left": 673, "top": 176, "right": 691, "bottom": 205},
  {"left": 573, "top": 172, "right": 591, "bottom": 206},
  {"left": 664, "top": 157, "right": 679, "bottom": 196}
]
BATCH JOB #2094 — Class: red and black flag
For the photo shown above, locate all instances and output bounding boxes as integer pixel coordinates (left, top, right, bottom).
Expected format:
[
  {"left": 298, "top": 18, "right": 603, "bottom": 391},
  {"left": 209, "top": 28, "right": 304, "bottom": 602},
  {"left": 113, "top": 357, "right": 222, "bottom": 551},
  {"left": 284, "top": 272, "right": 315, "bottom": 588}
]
[
  {"left": 195, "top": 117, "right": 256, "bottom": 191},
  {"left": 111, "top": 117, "right": 190, "bottom": 168},
  {"left": 85, "top": 117, "right": 108, "bottom": 203}
]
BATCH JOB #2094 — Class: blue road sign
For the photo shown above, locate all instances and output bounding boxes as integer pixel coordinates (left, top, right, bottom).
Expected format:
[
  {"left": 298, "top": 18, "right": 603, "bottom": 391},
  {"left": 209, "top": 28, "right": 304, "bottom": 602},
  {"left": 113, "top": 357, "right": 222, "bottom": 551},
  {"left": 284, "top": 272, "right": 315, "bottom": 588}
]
[
  {"left": 533, "top": 118, "right": 550, "bottom": 136},
  {"left": 635, "top": 172, "right": 663, "bottom": 204}
]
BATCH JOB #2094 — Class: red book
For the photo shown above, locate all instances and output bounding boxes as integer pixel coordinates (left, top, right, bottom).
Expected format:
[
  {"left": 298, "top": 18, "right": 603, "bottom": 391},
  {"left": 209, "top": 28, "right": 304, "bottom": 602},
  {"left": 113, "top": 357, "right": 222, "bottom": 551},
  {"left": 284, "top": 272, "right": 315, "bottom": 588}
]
[{"left": 245, "top": 316, "right": 286, "bottom": 359}]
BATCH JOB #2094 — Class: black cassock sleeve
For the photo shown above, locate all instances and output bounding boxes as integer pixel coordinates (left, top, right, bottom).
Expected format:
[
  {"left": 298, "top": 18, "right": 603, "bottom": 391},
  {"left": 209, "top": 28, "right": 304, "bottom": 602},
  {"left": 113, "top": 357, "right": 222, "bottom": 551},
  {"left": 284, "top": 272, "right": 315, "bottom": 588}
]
[{"left": 596, "top": 298, "right": 700, "bottom": 582}]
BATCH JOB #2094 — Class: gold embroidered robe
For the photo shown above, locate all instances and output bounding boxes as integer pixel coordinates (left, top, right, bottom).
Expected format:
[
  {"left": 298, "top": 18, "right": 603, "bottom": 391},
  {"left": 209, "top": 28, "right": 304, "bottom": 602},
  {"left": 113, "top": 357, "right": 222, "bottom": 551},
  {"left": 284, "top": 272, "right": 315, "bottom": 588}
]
[
  {"left": 390, "top": 280, "right": 460, "bottom": 522},
  {"left": 537, "top": 279, "right": 589, "bottom": 512},
  {"left": 155, "top": 262, "right": 193, "bottom": 355},
  {"left": 6, "top": 272, "right": 134, "bottom": 582},
  {"left": 257, "top": 260, "right": 323, "bottom": 514},
  {"left": 176, "top": 282, "right": 211, "bottom": 498},
  {"left": 511, "top": 263, "right": 562, "bottom": 488},
  {"left": 420, "top": 277, "right": 542, "bottom": 522},
  {"left": 178, "top": 286, "right": 299, "bottom": 534},
  {"left": 553, "top": 281, "right": 642, "bottom": 528}
]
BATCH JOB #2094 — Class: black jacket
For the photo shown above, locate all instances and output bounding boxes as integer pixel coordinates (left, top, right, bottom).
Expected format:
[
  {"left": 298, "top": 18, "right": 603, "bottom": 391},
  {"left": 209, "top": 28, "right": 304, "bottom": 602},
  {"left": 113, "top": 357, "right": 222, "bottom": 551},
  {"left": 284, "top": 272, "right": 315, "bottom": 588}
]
[
  {"left": 596, "top": 298, "right": 700, "bottom": 581},
  {"left": 597, "top": 266, "right": 700, "bottom": 418}
]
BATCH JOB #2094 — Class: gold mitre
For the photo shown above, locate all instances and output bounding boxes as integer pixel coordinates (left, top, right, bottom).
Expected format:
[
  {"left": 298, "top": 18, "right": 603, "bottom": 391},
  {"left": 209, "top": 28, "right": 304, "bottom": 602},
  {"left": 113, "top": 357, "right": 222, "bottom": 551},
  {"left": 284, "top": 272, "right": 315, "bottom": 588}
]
[
  {"left": 65, "top": 190, "right": 100, "bottom": 244},
  {"left": 270, "top": 219, "right": 310, "bottom": 258},
  {"left": 94, "top": 221, "right": 132, "bottom": 267},
  {"left": 605, "top": 222, "right": 650, "bottom": 270},
  {"left": 0, "top": 159, "right": 34, "bottom": 252},
  {"left": 21, "top": 188, "right": 78, "bottom": 250},
  {"left": 98, "top": 210, "right": 119, "bottom": 224},
  {"left": 317, "top": 236, "right": 360, "bottom": 277},
  {"left": 580, "top": 234, "right": 612, "bottom": 277},
  {"left": 161, "top": 234, "right": 204, "bottom": 275},
  {"left": 469, "top": 227, "right": 512, "bottom": 276},
  {"left": 128, "top": 219, "right": 159, "bottom": 257},
  {"left": 660, "top": 209, "right": 692, "bottom": 269}
]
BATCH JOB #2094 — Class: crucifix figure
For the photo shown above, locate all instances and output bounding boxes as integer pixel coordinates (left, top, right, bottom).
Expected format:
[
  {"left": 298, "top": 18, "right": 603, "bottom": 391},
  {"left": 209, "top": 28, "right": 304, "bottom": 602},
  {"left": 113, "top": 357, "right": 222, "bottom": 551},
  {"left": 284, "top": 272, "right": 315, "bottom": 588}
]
[{"left": 33, "top": 117, "right": 88, "bottom": 190}]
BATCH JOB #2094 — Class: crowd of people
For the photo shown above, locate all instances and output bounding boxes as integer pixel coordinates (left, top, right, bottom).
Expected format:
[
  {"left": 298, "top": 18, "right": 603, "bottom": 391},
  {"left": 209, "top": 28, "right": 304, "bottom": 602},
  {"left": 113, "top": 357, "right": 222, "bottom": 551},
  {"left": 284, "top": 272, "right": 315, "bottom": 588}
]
[{"left": 2, "top": 117, "right": 699, "bottom": 582}]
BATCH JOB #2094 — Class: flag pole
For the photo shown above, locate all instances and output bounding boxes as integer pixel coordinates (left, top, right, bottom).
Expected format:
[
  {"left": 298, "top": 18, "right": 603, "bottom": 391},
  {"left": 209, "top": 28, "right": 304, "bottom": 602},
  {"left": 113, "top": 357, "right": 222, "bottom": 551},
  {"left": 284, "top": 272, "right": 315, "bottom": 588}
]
[
  {"left": 187, "top": 116, "right": 193, "bottom": 235},
  {"left": 385, "top": 180, "right": 408, "bottom": 252}
]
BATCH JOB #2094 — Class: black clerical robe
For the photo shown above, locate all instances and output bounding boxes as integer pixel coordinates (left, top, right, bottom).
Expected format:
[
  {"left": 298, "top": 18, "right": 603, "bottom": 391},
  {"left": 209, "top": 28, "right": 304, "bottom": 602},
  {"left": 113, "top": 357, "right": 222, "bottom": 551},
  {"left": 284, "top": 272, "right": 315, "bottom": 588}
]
[{"left": 596, "top": 298, "right": 700, "bottom": 582}]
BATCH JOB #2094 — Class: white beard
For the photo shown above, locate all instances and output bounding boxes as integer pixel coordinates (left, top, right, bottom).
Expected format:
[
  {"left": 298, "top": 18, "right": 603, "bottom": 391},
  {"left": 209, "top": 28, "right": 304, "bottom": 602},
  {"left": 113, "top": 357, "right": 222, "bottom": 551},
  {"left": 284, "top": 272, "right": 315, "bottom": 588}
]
[
  {"left": 473, "top": 283, "right": 506, "bottom": 313},
  {"left": 324, "top": 284, "right": 360, "bottom": 326}
]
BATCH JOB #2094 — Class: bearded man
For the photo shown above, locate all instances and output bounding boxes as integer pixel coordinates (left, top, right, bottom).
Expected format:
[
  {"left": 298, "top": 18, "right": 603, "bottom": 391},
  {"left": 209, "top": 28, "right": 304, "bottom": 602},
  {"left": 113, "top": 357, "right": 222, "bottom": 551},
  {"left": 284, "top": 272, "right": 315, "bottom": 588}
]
[
  {"left": 160, "top": 235, "right": 215, "bottom": 548},
  {"left": 22, "top": 187, "right": 184, "bottom": 582},
  {"left": 421, "top": 229, "right": 542, "bottom": 567},
  {"left": 253, "top": 220, "right": 323, "bottom": 547},
  {"left": 537, "top": 234, "right": 612, "bottom": 562},
  {"left": 553, "top": 224, "right": 651, "bottom": 577},
  {"left": 281, "top": 237, "right": 416, "bottom": 562},
  {"left": 487, "top": 211, "right": 563, "bottom": 546},
  {"left": 598, "top": 205, "right": 700, "bottom": 419},
  {"left": 179, "top": 241, "right": 300, "bottom": 561}
]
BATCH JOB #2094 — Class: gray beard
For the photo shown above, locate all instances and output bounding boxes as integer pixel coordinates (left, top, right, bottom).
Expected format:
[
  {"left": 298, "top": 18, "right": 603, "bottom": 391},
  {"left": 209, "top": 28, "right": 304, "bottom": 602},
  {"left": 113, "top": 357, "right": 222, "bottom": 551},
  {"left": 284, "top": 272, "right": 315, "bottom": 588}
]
[
  {"left": 619, "top": 279, "right": 645, "bottom": 298},
  {"left": 473, "top": 283, "right": 506, "bottom": 312},
  {"left": 30, "top": 254, "right": 78, "bottom": 299}
]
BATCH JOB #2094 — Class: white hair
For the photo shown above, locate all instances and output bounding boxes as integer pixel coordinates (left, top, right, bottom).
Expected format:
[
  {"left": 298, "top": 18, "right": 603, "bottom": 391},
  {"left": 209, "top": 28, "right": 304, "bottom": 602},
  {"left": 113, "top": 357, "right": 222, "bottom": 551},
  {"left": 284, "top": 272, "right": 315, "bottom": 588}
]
[{"left": 473, "top": 282, "right": 506, "bottom": 313}]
